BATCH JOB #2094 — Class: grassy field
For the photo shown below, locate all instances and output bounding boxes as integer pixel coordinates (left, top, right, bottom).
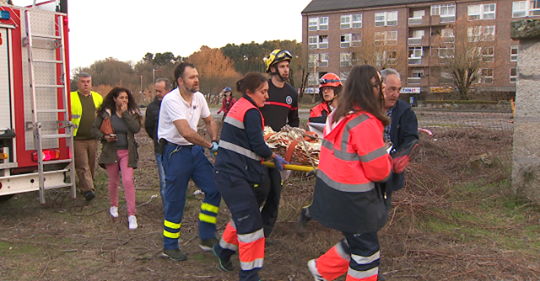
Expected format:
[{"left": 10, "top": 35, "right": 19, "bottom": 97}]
[{"left": 0, "top": 123, "right": 538, "bottom": 281}]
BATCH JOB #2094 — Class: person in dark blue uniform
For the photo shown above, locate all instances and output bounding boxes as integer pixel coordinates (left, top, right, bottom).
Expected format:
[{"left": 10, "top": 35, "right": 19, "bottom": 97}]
[
  {"left": 212, "top": 72, "right": 288, "bottom": 281},
  {"left": 257, "top": 49, "right": 299, "bottom": 240}
]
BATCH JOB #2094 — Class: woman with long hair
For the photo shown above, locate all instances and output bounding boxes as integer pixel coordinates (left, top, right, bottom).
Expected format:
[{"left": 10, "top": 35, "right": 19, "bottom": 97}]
[
  {"left": 307, "top": 65, "right": 393, "bottom": 281},
  {"left": 211, "top": 72, "right": 288, "bottom": 281},
  {"left": 91, "top": 87, "right": 142, "bottom": 230}
]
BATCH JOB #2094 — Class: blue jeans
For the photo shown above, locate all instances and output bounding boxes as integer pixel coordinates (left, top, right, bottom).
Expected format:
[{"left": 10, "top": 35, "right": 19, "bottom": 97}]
[{"left": 155, "top": 153, "right": 168, "bottom": 213}]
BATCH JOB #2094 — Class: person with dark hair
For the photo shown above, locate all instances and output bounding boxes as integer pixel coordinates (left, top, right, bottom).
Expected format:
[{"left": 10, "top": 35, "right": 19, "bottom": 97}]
[
  {"left": 256, "top": 49, "right": 300, "bottom": 242},
  {"left": 71, "top": 72, "right": 103, "bottom": 201},
  {"left": 158, "top": 62, "right": 221, "bottom": 262},
  {"left": 145, "top": 78, "right": 173, "bottom": 213},
  {"left": 211, "top": 72, "right": 288, "bottom": 281},
  {"left": 91, "top": 87, "right": 142, "bottom": 230},
  {"left": 309, "top": 73, "right": 342, "bottom": 124},
  {"left": 295, "top": 73, "right": 343, "bottom": 234},
  {"left": 307, "top": 65, "right": 395, "bottom": 281},
  {"left": 217, "top": 86, "right": 236, "bottom": 121}
]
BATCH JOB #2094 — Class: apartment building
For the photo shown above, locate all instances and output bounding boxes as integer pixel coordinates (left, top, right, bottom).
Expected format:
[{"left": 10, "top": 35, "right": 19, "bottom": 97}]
[{"left": 301, "top": 0, "right": 538, "bottom": 97}]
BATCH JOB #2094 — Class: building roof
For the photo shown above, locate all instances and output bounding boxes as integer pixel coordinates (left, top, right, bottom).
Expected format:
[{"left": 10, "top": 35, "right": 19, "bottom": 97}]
[{"left": 302, "top": 0, "right": 450, "bottom": 14}]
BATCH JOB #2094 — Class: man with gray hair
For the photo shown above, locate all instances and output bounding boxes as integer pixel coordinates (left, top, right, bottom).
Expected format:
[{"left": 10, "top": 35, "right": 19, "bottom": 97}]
[
  {"left": 380, "top": 68, "right": 419, "bottom": 210},
  {"left": 71, "top": 72, "right": 103, "bottom": 201},
  {"left": 145, "top": 78, "right": 173, "bottom": 212}
]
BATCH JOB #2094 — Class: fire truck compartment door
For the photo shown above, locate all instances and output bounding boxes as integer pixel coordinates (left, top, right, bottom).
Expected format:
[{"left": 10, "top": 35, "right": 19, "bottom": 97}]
[{"left": 0, "top": 28, "right": 10, "bottom": 132}]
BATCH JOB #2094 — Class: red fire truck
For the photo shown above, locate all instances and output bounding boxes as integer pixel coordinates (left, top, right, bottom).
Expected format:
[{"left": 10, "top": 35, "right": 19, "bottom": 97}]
[{"left": 0, "top": 0, "right": 75, "bottom": 204}]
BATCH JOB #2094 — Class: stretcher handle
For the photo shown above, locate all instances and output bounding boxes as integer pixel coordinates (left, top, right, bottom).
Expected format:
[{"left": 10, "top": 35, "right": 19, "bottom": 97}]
[{"left": 263, "top": 161, "right": 316, "bottom": 172}]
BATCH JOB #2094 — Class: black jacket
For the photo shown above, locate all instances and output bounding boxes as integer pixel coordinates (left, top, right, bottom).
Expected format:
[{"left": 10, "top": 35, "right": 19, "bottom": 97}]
[
  {"left": 144, "top": 96, "right": 161, "bottom": 153},
  {"left": 386, "top": 99, "right": 419, "bottom": 192}
]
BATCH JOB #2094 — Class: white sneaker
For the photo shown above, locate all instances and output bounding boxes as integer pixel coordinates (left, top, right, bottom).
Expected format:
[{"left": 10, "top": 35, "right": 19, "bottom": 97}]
[
  {"left": 128, "top": 215, "right": 138, "bottom": 230},
  {"left": 109, "top": 206, "right": 118, "bottom": 218},
  {"left": 307, "top": 259, "right": 327, "bottom": 281}
]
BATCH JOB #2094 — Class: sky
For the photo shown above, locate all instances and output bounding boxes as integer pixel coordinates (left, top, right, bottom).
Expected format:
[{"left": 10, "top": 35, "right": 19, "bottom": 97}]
[{"left": 17, "top": 0, "right": 312, "bottom": 71}]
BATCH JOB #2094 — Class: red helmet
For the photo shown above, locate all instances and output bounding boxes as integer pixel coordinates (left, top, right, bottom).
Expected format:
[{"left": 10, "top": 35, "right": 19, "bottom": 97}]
[{"left": 319, "top": 73, "right": 342, "bottom": 88}]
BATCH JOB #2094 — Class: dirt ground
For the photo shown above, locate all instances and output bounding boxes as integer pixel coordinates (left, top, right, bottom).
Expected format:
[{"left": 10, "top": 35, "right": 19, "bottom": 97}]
[{"left": 1, "top": 122, "right": 539, "bottom": 281}]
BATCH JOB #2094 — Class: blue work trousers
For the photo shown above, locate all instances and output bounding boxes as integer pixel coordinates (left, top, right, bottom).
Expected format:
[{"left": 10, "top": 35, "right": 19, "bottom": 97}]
[
  {"left": 214, "top": 171, "right": 263, "bottom": 281},
  {"left": 162, "top": 144, "right": 221, "bottom": 250},
  {"left": 155, "top": 152, "right": 168, "bottom": 213}
]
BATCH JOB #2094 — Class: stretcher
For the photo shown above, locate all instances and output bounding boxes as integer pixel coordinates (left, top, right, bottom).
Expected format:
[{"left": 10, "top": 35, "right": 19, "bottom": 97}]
[{"left": 263, "top": 161, "right": 317, "bottom": 172}]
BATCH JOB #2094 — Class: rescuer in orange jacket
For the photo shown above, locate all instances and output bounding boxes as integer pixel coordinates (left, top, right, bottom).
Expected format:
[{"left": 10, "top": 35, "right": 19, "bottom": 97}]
[
  {"left": 212, "top": 72, "right": 288, "bottom": 281},
  {"left": 306, "top": 65, "right": 406, "bottom": 281},
  {"left": 309, "top": 73, "right": 342, "bottom": 124}
]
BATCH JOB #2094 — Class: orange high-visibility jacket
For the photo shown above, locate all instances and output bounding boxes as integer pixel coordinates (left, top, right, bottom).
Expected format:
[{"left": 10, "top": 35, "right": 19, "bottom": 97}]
[{"left": 310, "top": 110, "right": 392, "bottom": 233}]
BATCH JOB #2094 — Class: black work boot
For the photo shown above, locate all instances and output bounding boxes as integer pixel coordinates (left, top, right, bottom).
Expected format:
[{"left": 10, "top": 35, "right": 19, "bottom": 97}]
[{"left": 295, "top": 207, "right": 312, "bottom": 235}]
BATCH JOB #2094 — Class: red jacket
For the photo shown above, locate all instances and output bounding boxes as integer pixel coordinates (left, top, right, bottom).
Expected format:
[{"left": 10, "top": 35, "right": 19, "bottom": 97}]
[
  {"left": 309, "top": 102, "right": 332, "bottom": 123},
  {"left": 218, "top": 96, "right": 236, "bottom": 114},
  {"left": 310, "top": 110, "right": 392, "bottom": 233}
]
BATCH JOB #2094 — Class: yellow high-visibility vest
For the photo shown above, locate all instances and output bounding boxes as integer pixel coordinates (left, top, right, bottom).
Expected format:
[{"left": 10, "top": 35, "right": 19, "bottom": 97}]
[{"left": 71, "top": 91, "right": 103, "bottom": 136}]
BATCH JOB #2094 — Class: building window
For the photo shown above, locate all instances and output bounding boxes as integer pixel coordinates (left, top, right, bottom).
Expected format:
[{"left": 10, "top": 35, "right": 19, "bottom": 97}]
[
  {"left": 375, "top": 31, "right": 398, "bottom": 46},
  {"left": 352, "top": 33, "right": 362, "bottom": 46},
  {"left": 441, "top": 28, "right": 455, "bottom": 43},
  {"left": 352, "top": 14, "right": 362, "bottom": 28},
  {"left": 308, "top": 36, "right": 318, "bottom": 49},
  {"left": 408, "top": 47, "right": 423, "bottom": 65},
  {"left": 309, "top": 35, "right": 329, "bottom": 49},
  {"left": 341, "top": 34, "right": 352, "bottom": 48},
  {"left": 511, "top": 46, "right": 519, "bottom": 61},
  {"left": 376, "top": 51, "right": 397, "bottom": 66},
  {"left": 309, "top": 17, "right": 329, "bottom": 31},
  {"left": 341, "top": 15, "right": 351, "bottom": 29},
  {"left": 480, "top": 68, "right": 494, "bottom": 83},
  {"left": 513, "top": 1, "right": 527, "bottom": 17},
  {"left": 319, "top": 17, "right": 329, "bottom": 30},
  {"left": 340, "top": 53, "right": 352, "bottom": 67},
  {"left": 319, "top": 53, "right": 329, "bottom": 67},
  {"left": 468, "top": 4, "right": 496, "bottom": 20},
  {"left": 319, "top": 35, "right": 329, "bottom": 49},
  {"left": 340, "top": 71, "right": 349, "bottom": 81},
  {"left": 409, "top": 69, "right": 424, "bottom": 84},
  {"left": 437, "top": 46, "right": 455, "bottom": 58},
  {"left": 513, "top": 0, "right": 540, "bottom": 17},
  {"left": 510, "top": 67, "right": 518, "bottom": 83},
  {"left": 308, "top": 53, "right": 318, "bottom": 67},
  {"left": 482, "top": 47, "right": 495, "bottom": 62},
  {"left": 375, "top": 11, "right": 398, "bottom": 26},
  {"left": 308, "top": 72, "right": 318, "bottom": 85},
  {"left": 431, "top": 4, "right": 456, "bottom": 22},
  {"left": 309, "top": 53, "right": 329, "bottom": 68},
  {"left": 467, "top": 26, "right": 495, "bottom": 42}
]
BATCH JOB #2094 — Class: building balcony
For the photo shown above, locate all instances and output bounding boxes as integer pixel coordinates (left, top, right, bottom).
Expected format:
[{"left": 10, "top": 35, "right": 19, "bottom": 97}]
[
  {"left": 406, "top": 76, "right": 429, "bottom": 86},
  {"left": 408, "top": 36, "right": 431, "bottom": 46},
  {"left": 408, "top": 15, "right": 430, "bottom": 26},
  {"left": 430, "top": 15, "right": 455, "bottom": 26},
  {"left": 408, "top": 56, "right": 424, "bottom": 65}
]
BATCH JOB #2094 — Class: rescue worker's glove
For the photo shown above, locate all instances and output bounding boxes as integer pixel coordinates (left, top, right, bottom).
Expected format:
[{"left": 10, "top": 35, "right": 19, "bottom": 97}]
[
  {"left": 390, "top": 139, "right": 419, "bottom": 174},
  {"left": 209, "top": 141, "right": 219, "bottom": 156},
  {"left": 273, "top": 155, "right": 289, "bottom": 171}
]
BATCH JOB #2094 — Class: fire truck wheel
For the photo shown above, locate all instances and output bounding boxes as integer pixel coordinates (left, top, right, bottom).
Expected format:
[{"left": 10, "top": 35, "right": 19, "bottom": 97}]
[{"left": 0, "top": 194, "right": 14, "bottom": 202}]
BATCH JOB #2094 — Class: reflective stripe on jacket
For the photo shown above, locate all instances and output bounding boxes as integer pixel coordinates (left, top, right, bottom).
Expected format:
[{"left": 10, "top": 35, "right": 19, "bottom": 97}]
[
  {"left": 310, "top": 111, "right": 392, "bottom": 233},
  {"left": 71, "top": 91, "right": 103, "bottom": 136},
  {"left": 215, "top": 97, "right": 267, "bottom": 183}
]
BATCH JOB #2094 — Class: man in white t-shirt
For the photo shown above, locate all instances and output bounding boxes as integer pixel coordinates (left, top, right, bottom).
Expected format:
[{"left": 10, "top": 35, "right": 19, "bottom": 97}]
[{"left": 158, "top": 62, "right": 221, "bottom": 262}]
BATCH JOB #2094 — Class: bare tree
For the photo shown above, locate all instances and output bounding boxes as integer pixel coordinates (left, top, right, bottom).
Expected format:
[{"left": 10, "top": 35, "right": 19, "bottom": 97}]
[
  {"left": 432, "top": 17, "right": 497, "bottom": 100},
  {"left": 351, "top": 31, "right": 406, "bottom": 70}
]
